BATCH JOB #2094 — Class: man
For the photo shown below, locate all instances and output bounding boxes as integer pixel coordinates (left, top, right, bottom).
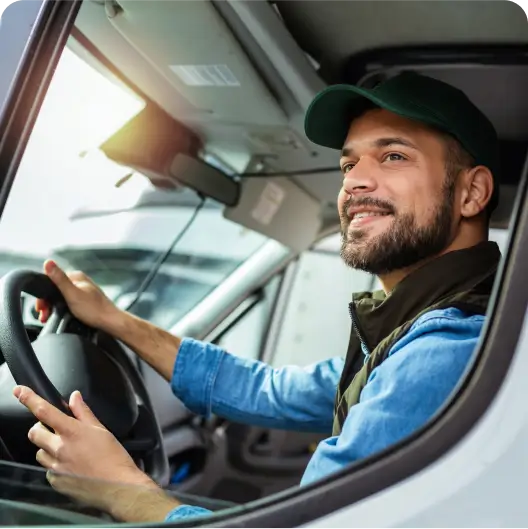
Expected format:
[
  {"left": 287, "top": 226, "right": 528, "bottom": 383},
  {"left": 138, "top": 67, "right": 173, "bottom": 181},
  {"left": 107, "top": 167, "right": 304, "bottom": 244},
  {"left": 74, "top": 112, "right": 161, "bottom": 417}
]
[{"left": 15, "top": 72, "right": 501, "bottom": 522}]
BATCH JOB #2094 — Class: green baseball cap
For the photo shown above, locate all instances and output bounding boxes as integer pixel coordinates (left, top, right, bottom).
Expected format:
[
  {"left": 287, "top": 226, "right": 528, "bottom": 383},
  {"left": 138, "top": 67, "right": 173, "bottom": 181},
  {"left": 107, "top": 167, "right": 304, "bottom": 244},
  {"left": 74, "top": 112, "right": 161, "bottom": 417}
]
[{"left": 304, "top": 72, "right": 500, "bottom": 212}]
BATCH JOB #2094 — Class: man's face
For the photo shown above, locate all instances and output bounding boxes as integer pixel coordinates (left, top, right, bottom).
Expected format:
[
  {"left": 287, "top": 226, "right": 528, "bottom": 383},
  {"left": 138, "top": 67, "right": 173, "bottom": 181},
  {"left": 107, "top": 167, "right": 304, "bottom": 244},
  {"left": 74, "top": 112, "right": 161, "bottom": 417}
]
[{"left": 338, "top": 108, "right": 457, "bottom": 276}]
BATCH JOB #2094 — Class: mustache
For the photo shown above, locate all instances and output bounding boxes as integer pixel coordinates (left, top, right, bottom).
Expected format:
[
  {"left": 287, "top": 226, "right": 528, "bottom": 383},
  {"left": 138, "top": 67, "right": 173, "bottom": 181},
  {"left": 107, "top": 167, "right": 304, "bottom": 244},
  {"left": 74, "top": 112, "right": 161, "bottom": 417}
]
[{"left": 342, "top": 196, "right": 396, "bottom": 220}]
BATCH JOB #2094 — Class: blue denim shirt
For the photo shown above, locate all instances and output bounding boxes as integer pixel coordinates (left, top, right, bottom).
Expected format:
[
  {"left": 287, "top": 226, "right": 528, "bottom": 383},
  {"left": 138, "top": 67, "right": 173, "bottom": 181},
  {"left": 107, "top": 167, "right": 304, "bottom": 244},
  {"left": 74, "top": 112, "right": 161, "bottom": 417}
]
[{"left": 165, "top": 307, "right": 484, "bottom": 521}]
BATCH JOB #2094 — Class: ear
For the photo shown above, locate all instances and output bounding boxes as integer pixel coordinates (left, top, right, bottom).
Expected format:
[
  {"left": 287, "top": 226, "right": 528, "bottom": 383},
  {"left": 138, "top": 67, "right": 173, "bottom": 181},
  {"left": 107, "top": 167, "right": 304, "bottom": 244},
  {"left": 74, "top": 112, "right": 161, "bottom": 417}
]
[{"left": 459, "top": 166, "right": 494, "bottom": 219}]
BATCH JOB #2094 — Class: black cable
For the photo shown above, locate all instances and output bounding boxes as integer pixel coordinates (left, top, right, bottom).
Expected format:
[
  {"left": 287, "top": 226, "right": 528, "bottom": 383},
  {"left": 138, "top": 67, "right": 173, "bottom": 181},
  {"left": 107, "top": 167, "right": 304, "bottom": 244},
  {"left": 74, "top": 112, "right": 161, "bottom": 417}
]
[
  {"left": 124, "top": 195, "right": 206, "bottom": 313},
  {"left": 241, "top": 166, "right": 339, "bottom": 177}
]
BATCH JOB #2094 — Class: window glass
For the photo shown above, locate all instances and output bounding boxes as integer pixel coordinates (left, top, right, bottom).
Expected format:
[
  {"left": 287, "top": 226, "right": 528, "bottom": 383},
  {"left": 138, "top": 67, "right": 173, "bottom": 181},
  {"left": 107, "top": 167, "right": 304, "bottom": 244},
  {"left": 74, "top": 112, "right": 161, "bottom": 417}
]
[
  {"left": 0, "top": 41, "right": 269, "bottom": 330},
  {"left": 270, "top": 236, "right": 375, "bottom": 368},
  {"left": 268, "top": 227, "right": 510, "bottom": 368},
  {"left": 215, "top": 275, "right": 282, "bottom": 360},
  {"left": 0, "top": 461, "right": 212, "bottom": 526}
]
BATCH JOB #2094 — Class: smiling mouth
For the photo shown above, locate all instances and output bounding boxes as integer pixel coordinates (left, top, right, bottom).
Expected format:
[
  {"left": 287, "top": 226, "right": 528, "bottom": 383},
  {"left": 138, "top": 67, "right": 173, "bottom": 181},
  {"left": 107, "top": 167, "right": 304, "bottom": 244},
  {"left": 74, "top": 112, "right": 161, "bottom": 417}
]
[
  {"left": 348, "top": 209, "right": 393, "bottom": 226},
  {"left": 350, "top": 211, "right": 391, "bottom": 221}
]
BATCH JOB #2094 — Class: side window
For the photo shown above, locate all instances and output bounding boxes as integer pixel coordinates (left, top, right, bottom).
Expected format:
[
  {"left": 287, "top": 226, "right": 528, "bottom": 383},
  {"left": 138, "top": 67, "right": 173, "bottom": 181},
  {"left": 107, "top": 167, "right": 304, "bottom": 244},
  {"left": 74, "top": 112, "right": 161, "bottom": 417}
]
[
  {"left": 489, "top": 227, "right": 510, "bottom": 253},
  {"left": 269, "top": 228, "right": 510, "bottom": 369},
  {"left": 213, "top": 275, "right": 282, "bottom": 361},
  {"left": 269, "top": 234, "right": 375, "bottom": 368}
]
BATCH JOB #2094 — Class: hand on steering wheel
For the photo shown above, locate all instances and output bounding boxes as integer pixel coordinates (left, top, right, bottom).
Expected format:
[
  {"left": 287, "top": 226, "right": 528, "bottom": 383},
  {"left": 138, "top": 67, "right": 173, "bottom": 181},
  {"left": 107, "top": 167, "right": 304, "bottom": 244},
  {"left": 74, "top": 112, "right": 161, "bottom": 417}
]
[
  {"left": 14, "top": 385, "right": 156, "bottom": 512},
  {"left": 36, "top": 260, "right": 122, "bottom": 332},
  {"left": 0, "top": 266, "right": 170, "bottom": 487}
]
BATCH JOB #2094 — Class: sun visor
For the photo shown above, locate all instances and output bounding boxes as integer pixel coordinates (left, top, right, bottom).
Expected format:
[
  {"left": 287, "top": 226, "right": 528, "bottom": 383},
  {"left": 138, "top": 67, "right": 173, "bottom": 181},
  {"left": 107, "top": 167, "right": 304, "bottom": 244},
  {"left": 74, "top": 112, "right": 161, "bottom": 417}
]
[
  {"left": 224, "top": 177, "right": 322, "bottom": 252},
  {"left": 100, "top": 104, "right": 240, "bottom": 206}
]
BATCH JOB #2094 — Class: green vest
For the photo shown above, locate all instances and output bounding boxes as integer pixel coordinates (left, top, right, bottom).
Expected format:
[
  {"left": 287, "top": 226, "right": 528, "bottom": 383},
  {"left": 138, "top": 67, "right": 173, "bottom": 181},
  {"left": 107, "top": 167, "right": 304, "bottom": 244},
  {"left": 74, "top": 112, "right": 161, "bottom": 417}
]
[{"left": 333, "top": 241, "right": 501, "bottom": 436}]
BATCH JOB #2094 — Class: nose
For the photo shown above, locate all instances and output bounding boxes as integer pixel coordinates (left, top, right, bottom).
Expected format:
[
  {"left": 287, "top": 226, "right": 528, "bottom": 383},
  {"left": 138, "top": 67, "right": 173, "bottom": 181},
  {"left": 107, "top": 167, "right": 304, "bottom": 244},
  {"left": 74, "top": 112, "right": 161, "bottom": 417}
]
[{"left": 342, "top": 157, "right": 378, "bottom": 196}]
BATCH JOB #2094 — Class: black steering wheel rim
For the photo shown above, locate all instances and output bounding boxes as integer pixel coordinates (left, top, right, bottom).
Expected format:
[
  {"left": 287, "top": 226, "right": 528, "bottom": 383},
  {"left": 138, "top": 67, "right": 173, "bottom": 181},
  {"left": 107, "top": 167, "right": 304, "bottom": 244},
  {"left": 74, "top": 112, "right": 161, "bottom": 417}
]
[
  {"left": 0, "top": 269, "right": 170, "bottom": 485},
  {"left": 0, "top": 270, "right": 72, "bottom": 415}
]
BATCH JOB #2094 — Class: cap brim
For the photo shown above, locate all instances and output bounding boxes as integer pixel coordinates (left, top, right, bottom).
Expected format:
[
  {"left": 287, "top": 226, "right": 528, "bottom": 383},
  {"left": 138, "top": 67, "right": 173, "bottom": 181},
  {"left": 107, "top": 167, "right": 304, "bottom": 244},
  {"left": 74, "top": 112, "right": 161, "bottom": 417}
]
[
  {"left": 305, "top": 84, "right": 438, "bottom": 151},
  {"left": 305, "top": 85, "right": 394, "bottom": 150}
]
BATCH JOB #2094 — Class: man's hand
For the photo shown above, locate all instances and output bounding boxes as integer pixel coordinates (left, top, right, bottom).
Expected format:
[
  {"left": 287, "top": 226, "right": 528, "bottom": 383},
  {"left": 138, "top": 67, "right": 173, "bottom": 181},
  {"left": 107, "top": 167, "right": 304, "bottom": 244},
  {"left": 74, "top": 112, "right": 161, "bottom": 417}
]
[
  {"left": 18, "top": 387, "right": 142, "bottom": 483},
  {"left": 36, "top": 260, "right": 122, "bottom": 333},
  {"left": 13, "top": 385, "right": 166, "bottom": 517},
  {"left": 35, "top": 260, "right": 181, "bottom": 381}
]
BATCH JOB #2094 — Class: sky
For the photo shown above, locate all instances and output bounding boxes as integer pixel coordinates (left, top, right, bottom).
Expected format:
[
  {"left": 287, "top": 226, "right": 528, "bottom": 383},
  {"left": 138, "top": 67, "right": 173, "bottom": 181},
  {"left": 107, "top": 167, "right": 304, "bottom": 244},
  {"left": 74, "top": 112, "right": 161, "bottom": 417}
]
[{"left": 0, "top": 43, "right": 145, "bottom": 257}]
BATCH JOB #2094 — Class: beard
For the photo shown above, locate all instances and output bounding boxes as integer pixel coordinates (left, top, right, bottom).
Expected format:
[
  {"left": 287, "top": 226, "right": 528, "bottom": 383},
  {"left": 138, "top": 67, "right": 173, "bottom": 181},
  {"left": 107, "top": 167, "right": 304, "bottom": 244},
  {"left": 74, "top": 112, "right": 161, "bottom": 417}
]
[{"left": 340, "top": 181, "right": 455, "bottom": 276}]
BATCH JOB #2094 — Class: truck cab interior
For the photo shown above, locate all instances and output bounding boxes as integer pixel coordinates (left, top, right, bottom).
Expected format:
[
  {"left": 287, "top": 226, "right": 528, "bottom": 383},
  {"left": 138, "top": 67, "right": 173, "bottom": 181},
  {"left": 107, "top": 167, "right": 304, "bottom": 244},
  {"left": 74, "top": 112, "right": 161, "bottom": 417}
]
[{"left": 0, "top": 0, "right": 526, "bottom": 526}]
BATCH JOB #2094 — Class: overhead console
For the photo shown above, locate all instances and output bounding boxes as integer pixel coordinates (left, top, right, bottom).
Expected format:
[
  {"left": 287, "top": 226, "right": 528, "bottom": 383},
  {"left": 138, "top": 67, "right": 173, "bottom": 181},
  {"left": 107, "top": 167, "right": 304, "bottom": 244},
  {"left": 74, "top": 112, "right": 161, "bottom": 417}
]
[{"left": 81, "top": 0, "right": 288, "bottom": 128}]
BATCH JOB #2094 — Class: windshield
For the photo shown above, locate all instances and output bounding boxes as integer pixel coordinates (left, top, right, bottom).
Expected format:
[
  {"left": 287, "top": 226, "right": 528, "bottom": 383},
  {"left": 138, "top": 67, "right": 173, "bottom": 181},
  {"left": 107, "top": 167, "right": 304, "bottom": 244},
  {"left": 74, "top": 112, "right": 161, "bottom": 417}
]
[{"left": 0, "top": 41, "right": 268, "bottom": 330}]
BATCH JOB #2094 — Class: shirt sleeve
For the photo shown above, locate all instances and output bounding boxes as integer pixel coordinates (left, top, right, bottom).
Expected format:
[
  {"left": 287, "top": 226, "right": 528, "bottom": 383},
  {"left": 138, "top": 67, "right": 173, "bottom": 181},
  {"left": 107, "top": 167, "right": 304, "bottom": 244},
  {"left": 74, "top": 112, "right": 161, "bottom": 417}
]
[
  {"left": 171, "top": 338, "right": 344, "bottom": 434},
  {"left": 300, "top": 311, "right": 484, "bottom": 485},
  {"left": 165, "top": 505, "right": 213, "bottom": 522}
]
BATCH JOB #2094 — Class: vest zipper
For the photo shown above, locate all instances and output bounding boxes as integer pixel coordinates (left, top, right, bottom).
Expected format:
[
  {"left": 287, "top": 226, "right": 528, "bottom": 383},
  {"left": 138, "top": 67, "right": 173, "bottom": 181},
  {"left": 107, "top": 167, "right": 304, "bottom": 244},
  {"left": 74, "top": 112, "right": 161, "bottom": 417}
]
[{"left": 348, "top": 302, "right": 371, "bottom": 355}]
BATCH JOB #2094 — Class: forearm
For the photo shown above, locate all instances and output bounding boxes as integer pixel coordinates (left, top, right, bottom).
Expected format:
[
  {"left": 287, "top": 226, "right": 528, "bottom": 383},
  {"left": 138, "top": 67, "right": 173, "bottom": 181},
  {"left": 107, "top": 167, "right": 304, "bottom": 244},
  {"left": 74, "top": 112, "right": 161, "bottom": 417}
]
[
  {"left": 105, "top": 480, "right": 213, "bottom": 523},
  {"left": 104, "top": 310, "right": 181, "bottom": 381},
  {"left": 173, "top": 339, "right": 343, "bottom": 433},
  {"left": 107, "top": 481, "right": 182, "bottom": 523}
]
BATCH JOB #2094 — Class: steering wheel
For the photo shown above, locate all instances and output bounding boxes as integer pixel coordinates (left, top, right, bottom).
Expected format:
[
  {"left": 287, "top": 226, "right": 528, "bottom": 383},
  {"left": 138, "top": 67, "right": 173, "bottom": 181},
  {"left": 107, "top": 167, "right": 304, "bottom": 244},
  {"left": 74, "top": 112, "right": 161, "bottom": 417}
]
[{"left": 0, "top": 270, "right": 169, "bottom": 486}]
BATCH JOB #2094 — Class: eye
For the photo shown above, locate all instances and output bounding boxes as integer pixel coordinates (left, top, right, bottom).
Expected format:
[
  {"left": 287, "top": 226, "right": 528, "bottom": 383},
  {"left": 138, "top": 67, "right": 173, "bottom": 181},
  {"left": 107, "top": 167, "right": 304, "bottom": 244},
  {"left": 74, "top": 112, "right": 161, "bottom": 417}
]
[
  {"left": 341, "top": 162, "right": 355, "bottom": 174},
  {"left": 383, "top": 153, "right": 406, "bottom": 162}
]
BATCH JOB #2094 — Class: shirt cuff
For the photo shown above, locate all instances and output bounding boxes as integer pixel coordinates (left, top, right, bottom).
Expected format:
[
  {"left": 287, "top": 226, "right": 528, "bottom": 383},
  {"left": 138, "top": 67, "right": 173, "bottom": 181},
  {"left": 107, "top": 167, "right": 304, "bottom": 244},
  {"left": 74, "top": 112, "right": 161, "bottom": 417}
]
[
  {"left": 170, "top": 338, "right": 225, "bottom": 417},
  {"left": 165, "top": 504, "right": 213, "bottom": 522}
]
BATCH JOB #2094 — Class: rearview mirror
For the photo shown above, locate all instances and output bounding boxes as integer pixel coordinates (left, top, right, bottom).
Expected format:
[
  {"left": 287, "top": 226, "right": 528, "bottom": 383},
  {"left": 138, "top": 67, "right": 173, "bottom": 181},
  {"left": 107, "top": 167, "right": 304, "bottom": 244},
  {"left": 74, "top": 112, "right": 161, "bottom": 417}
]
[{"left": 99, "top": 103, "right": 240, "bottom": 207}]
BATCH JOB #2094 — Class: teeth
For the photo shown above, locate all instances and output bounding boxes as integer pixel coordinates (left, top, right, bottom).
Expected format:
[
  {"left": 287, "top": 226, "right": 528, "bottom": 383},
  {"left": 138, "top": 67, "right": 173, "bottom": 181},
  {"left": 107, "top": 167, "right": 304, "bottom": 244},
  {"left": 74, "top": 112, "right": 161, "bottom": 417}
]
[{"left": 353, "top": 212, "right": 387, "bottom": 219}]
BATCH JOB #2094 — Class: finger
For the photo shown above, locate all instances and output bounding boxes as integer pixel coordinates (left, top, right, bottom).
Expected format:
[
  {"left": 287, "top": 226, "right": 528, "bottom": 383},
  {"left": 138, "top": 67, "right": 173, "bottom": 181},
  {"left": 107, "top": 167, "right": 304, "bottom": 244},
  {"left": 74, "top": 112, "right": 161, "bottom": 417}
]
[
  {"left": 28, "top": 422, "right": 60, "bottom": 454},
  {"left": 69, "top": 391, "right": 103, "bottom": 427},
  {"left": 35, "top": 298, "right": 50, "bottom": 323},
  {"left": 40, "top": 309, "right": 50, "bottom": 323},
  {"left": 67, "top": 270, "right": 88, "bottom": 282},
  {"left": 43, "top": 260, "right": 76, "bottom": 298},
  {"left": 36, "top": 448, "right": 57, "bottom": 471},
  {"left": 35, "top": 298, "right": 48, "bottom": 313},
  {"left": 14, "top": 386, "right": 73, "bottom": 434},
  {"left": 37, "top": 306, "right": 51, "bottom": 324}
]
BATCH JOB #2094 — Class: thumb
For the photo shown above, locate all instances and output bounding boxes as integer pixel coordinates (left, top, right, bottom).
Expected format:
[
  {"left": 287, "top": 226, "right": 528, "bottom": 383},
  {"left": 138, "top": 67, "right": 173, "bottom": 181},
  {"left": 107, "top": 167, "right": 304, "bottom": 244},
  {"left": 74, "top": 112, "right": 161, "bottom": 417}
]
[
  {"left": 69, "top": 391, "right": 103, "bottom": 427},
  {"left": 44, "top": 260, "right": 75, "bottom": 296}
]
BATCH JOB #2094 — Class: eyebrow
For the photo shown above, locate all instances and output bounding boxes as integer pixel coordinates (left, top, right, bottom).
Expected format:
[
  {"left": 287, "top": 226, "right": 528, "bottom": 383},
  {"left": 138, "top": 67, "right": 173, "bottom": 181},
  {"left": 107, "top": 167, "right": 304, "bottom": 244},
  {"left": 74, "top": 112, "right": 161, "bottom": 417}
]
[{"left": 340, "top": 137, "right": 419, "bottom": 158}]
